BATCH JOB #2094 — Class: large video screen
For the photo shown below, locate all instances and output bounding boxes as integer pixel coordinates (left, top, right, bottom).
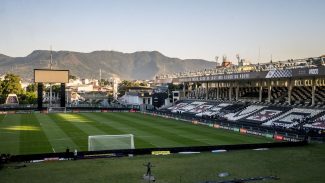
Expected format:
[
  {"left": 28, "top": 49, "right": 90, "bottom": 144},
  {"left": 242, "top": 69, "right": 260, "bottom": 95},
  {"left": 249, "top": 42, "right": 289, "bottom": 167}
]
[{"left": 34, "top": 69, "right": 69, "bottom": 83}]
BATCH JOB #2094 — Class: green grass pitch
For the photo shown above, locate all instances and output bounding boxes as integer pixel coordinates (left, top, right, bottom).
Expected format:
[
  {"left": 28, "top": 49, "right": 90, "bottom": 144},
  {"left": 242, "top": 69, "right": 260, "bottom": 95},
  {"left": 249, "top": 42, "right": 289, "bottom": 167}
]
[
  {"left": 1, "top": 112, "right": 324, "bottom": 183},
  {"left": 1, "top": 144, "right": 324, "bottom": 183},
  {"left": 0, "top": 112, "right": 272, "bottom": 155}
]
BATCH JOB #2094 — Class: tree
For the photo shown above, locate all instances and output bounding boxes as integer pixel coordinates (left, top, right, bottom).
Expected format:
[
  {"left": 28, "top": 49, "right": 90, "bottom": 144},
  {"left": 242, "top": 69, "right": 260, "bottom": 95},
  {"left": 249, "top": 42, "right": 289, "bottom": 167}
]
[
  {"left": 51, "top": 85, "right": 61, "bottom": 94},
  {"left": 0, "top": 79, "right": 3, "bottom": 103},
  {"left": 117, "top": 80, "right": 150, "bottom": 97},
  {"left": 140, "top": 82, "right": 148, "bottom": 87},
  {"left": 0, "top": 74, "right": 23, "bottom": 104},
  {"left": 121, "top": 80, "right": 132, "bottom": 87},
  {"left": 0, "top": 74, "right": 23, "bottom": 95},
  {"left": 167, "top": 83, "right": 183, "bottom": 91},
  {"left": 69, "top": 75, "right": 77, "bottom": 80},
  {"left": 167, "top": 83, "right": 184, "bottom": 99},
  {"left": 20, "top": 83, "right": 38, "bottom": 104},
  {"left": 44, "top": 84, "right": 61, "bottom": 93},
  {"left": 103, "top": 80, "right": 112, "bottom": 86},
  {"left": 19, "top": 92, "right": 37, "bottom": 104},
  {"left": 26, "top": 83, "right": 37, "bottom": 92}
]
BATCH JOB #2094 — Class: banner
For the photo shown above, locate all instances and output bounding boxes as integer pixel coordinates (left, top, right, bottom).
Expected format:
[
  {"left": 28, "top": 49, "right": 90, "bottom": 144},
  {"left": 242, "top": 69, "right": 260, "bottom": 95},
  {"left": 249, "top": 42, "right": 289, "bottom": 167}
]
[
  {"left": 246, "top": 130, "right": 264, "bottom": 136},
  {"left": 240, "top": 128, "right": 247, "bottom": 134},
  {"left": 219, "top": 125, "right": 235, "bottom": 131},
  {"left": 213, "top": 124, "right": 220, "bottom": 128},
  {"left": 152, "top": 151, "right": 170, "bottom": 155},
  {"left": 274, "top": 135, "right": 284, "bottom": 141},
  {"left": 283, "top": 137, "right": 301, "bottom": 142},
  {"left": 265, "top": 134, "right": 273, "bottom": 138}
]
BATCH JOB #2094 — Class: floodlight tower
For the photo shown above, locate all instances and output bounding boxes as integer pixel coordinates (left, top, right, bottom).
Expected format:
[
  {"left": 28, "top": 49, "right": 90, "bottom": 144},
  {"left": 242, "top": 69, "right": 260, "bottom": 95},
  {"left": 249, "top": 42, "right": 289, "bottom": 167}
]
[
  {"left": 99, "top": 69, "right": 102, "bottom": 86},
  {"left": 40, "top": 46, "right": 55, "bottom": 107},
  {"left": 49, "top": 46, "right": 53, "bottom": 107},
  {"left": 50, "top": 47, "right": 53, "bottom": 69},
  {"left": 215, "top": 56, "right": 219, "bottom": 68},
  {"left": 236, "top": 54, "right": 241, "bottom": 66},
  {"left": 222, "top": 55, "right": 227, "bottom": 67}
]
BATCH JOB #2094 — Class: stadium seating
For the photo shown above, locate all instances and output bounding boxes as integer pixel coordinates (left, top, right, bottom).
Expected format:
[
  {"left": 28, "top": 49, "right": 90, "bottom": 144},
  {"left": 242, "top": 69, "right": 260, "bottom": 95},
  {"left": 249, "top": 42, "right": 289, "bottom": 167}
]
[
  {"left": 187, "top": 104, "right": 214, "bottom": 114},
  {"left": 221, "top": 103, "right": 247, "bottom": 113},
  {"left": 291, "top": 86, "right": 312, "bottom": 105},
  {"left": 263, "top": 108, "right": 323, "bottom": 128},
  {"left": 171, "top": 101, "right": 206, "bottom": 113},
  {"left": 271, "top": 87, "right": 288, "bottom": 102},
  {"left": 239, "top": 87, "right": 260, "bottom": 98},
  {"left": 315, "top": 86, "right": 325, "bottom": 104},
  {"left": 224, "top": 105, "right": 266, "bottom": 121},
  {"left": 243, "top": 106, "right": 291, "bottom": 125},
  {"left": 168, "top": 102, "right": 191, "bottom": 112},
  {"left": 195, "top": 103, "right": 231, "bottom": 117},
  {"left": 304, "top": 113, "right": 325, "bottom": 130},
  {"left": 163, "top": 98, "right": 325, "bottom": 131}
]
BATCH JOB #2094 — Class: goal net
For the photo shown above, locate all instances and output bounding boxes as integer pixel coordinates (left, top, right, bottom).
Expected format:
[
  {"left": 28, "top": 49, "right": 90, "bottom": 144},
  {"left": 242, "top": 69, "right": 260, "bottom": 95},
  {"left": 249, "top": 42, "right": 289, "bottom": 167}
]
[
  {"left": 88, "top": 134, "right": 135, "bottom": 151},
  {"left": 47, "top": 107, "right": 67, "bottom": 113}
]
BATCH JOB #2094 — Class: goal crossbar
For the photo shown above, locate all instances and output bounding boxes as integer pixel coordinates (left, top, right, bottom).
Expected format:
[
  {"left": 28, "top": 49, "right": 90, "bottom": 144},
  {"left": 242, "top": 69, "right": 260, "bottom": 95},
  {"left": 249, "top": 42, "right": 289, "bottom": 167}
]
[
  {"left": 47, "top": 107, "right": 67, "bottom": 113},
  {"left": 88, "top": 134, "right": 135, "bottom": 151}
]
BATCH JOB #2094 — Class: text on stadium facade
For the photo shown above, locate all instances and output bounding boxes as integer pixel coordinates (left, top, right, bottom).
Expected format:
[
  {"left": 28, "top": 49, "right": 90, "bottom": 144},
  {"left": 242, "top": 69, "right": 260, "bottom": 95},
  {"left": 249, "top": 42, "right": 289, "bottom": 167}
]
[{"left": 177, "top": 67, "right": 325, "bottom": 83}]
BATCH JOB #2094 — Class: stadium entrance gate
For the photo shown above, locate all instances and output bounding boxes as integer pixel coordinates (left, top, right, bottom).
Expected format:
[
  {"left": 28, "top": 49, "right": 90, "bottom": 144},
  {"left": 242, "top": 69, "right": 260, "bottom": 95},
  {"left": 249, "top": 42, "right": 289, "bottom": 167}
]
[{"left": 34, "top": 69, "right": 69, "bottom": 110}]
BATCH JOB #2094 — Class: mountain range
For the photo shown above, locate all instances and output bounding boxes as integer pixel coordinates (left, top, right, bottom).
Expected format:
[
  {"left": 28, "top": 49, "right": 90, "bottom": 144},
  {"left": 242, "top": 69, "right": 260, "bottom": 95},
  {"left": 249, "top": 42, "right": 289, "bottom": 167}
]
[{"left": 0, "top": 50, "right": 215, "bottom": 81}]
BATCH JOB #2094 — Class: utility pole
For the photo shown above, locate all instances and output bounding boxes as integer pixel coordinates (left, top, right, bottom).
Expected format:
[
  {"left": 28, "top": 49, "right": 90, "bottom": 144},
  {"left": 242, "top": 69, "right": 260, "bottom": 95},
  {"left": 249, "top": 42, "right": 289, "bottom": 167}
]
[
  {"left": 41, "top": 46, "right": 54, "bottom": 107},
  {"left": 258, "top": 47, "right": 261, "bottom": 63},
  {"left": 99, "top": 68, "right": 102, "bottom": 86},
  {"left": 49, "top": 46, "right": 53, "bottom": 107}
]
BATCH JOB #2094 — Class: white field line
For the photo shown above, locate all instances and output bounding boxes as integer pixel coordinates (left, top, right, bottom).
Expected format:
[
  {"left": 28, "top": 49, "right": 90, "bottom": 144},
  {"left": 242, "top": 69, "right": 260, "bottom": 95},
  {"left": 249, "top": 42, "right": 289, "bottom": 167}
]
[{"left": 2, "top": 113, "right": 7, "bottom": 121}]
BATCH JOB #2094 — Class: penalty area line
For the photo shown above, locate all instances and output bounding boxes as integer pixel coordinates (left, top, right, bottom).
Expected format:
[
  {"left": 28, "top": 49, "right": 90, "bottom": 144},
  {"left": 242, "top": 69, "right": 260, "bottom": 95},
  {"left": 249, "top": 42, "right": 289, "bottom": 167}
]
[{"left": 52, "top": 147, "right": 56, "bottom": 153}]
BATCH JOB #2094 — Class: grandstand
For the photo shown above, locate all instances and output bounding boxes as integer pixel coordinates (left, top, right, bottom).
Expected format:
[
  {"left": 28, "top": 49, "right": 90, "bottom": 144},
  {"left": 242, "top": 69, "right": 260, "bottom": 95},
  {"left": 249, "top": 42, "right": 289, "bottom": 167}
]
[{"left": 156, "top": 55, "right": 325, "bottom": 138}]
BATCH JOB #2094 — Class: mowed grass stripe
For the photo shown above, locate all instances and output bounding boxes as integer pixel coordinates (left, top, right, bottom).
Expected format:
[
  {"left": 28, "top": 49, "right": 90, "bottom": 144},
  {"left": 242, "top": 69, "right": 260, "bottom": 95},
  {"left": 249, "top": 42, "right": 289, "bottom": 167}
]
[
  {"left": 48, "top": 114, "right": 89, "bottom": 150},
  {"left": 19, "top": 114, "right": 53, "bottom": 154},
  {"left": 35, "top": 114, "right": 79, "bottom": 153},
  {"left": 0, "top": 112, "right": 273, "bottom": 155},
  {"left": 103, "top": 112, "right": 212, "bottom": 147},
  {"left": 53, "top": 113, "right": 156, "bottom": 149},
  {"left": 0, "top": 114, "right": 21, "bottom": 155},
  {"left": 81, "top": 113, "right": 180, "bottom": 148},
  {"left": 125, "top": 113, "right": 272, "bottom": 144},
  {"left": 101, "top": 113, "right": 190, "bottom": 147},
  {"left": 96, "top": 113, "right": 192, "bottom": 147},
  {"left": 0, "top": 114, "right": 5, "bottom": 122},
  {"left": 124, "top": 113, "right": 224, "bottom": 145},
  {"left": 77, "top": 113, "right": 157, "bottom": 148},
  {"left": 56, "top": 113, "right": 107, "bottom": 135}
]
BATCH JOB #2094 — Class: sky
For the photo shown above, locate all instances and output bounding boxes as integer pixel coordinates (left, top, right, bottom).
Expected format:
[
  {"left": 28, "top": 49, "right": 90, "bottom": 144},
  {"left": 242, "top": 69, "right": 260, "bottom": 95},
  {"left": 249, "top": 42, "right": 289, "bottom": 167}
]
[{"left": 0, "top": 0, "right": 324, "bottom": 63}]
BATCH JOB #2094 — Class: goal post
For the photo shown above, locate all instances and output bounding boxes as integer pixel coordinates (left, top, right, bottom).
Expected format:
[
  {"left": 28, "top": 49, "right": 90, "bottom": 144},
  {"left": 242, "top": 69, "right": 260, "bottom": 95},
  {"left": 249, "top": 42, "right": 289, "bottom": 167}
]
[{"left": 88, "top": 134, "right": 135, "bottom": 151}]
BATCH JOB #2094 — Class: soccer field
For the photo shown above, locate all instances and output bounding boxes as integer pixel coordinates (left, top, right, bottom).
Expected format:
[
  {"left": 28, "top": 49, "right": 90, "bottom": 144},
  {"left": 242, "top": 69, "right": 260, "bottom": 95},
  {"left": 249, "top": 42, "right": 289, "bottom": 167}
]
[{"left": 0, "top": 112, "right": 272, "bottom": 155}]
